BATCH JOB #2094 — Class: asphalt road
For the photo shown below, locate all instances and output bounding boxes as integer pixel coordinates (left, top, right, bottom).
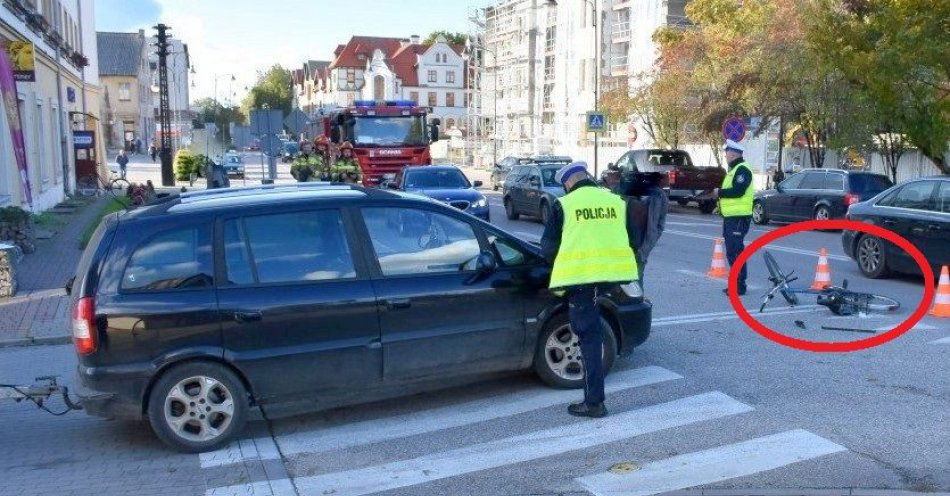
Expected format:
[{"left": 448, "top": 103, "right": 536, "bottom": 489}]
[{"left": 0, "top": 175, "right": 946, "bottom": 496}]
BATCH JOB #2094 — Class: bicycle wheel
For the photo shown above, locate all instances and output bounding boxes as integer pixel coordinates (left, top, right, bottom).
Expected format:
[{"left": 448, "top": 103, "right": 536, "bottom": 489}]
[
  {"left": 109, "top": 178, "right": 130, "bottom": 193},
  {"left": 76, "top": 174, "right": 100, "bottom": 196},
  {"left": 763, "top": 251, "right": 798, "bottom": 305},
  {"left": 864, "top": 294, "right": 900, "bottom": 313}
]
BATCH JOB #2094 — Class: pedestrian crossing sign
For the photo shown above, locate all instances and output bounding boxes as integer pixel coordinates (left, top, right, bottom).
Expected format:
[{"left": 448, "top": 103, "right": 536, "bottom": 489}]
[{"left": 586, "top": 111, "right": 607, "bottom": 133}]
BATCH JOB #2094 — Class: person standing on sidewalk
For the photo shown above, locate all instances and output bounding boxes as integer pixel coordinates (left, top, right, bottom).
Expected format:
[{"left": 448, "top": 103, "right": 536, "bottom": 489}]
[
  {"left": 541, "top": 162, "right": 639, "bottom": 418},
  {"left": 716, "top": 140, "right": 755, "bottom": 295},
  {"left": 116, "top": 149, "right": 129, "bottom": 179}
]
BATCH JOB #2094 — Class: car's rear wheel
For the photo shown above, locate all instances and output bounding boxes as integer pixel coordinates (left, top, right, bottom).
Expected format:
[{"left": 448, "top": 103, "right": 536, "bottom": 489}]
[
  {"left": 540, "top": 200, "right": 552, "bottom": 225},
  {"left": 677, "top": 199, "right": 689, "bottom": 207},
  {"left": 856, "top": 235, "right": 890, "bottom": 279},
  {"left": 504, "top": 197, "right": 519, "bottom": 220},
  {"left": 698, "top": 200, "right": 716, "bottom": 215},
  {"left": 814, "top": 205, "right": 831, "bottom": 221},
  {"left": 147, "top": 362, "right": 248, "bottom": 453},
  {"left": 534, "top": 313, "right": 618, "bottom": 389},
  {"left": 752, "top": 201, "right": 769, "bottom": 225}
]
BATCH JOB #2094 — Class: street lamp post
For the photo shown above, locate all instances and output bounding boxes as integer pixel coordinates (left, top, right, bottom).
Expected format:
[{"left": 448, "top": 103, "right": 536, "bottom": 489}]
[{"left": 547, "top": 0, "right": 599, "bottom": 176}]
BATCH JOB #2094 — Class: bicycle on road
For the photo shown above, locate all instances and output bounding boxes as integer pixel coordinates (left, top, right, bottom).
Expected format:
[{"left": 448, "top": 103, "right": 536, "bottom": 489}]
[{"left": 759, "top": 251, "right": 900, "bottom": 316}]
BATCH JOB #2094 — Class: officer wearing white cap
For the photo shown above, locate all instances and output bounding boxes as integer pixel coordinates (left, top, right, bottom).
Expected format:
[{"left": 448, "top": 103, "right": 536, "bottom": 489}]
[
  {"left": 716, "top": 139, "right": 755, "bottom": 295},
  {"left": 540, "top": 162, "right": 640, "bottom": 418}
]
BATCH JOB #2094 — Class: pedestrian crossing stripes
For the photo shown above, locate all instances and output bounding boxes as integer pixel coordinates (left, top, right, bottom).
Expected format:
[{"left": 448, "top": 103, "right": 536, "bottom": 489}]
[
  {"left": 200, "top": 366, "right": 683, "bottom": 468},
  {"left": 576, "top": 429, "right": 846, "bottom": 496},
  {"left": 210, "top": 391, "right": 753, "bottom": 496}
]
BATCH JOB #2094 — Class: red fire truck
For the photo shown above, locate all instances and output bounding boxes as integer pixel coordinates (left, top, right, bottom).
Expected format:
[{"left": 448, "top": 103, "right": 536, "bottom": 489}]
[{"left": 322, "top": 100, "right": 440, "bottom": 186}]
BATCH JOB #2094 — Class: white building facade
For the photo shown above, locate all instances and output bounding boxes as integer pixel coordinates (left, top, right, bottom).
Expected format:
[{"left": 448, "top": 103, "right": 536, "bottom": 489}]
[{"left": 1, "top": 0, "right": 103, "bottom": 212}]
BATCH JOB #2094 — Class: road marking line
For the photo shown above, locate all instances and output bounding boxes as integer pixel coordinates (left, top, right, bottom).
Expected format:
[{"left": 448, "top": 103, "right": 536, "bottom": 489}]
[
  {"left": 203, "top": 367, "right": 683, "bottom": 467},
  {"left": 206, "top": 477, "right": 296, "bottom": 496},
  {"left": 274, "top": 366, "right": 681, "bottom": 459},
  {"left": 200, "top": 432, "right": 282, "bottom": 468},
  {"left": 278, "top": 392, "right": 752, "bottom": 496},
  {"left": 930, "top": 336, "right": 950, "bottom": 345},
  {"left": 576, "top": 429, "right": 846, "bottom": 496},
  {"left": 653, "top": 306, "right": 820, "bottom": 327},
  {"left": 874, "top": 323, "right": 937, "bottom": 331},
  {"left": 664, "top": 230, "right": 851, "bottom": 261},
  {"left": 674, "top": 269, "right": 761, "bottom": 290}
]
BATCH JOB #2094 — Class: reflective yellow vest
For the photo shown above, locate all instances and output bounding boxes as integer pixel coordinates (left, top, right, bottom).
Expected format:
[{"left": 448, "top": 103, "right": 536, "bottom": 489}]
[
  {"left": 549, "top": 186, "right": 639, "bottom": 289},
  {"left": 719, "top": 161, "right": 755, "bottom": 217}
]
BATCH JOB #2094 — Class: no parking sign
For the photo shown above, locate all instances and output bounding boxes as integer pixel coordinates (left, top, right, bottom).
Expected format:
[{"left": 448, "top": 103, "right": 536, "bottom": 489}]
[{"left": 722, "top": 117, "right": 746, "bottom": 142}]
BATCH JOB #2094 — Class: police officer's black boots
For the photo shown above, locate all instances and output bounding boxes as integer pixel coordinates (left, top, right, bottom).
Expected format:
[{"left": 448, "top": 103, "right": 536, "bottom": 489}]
[
  {"left": 722, "top": 286, "right": 747, "bottom": 296},
  {"left": 568, "top": 401, "right": 607, "bottom": 418}
]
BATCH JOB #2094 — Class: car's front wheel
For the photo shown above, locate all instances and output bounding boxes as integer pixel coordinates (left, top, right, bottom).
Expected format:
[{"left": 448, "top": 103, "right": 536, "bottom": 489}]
[
  {"left": 534, "top": 313, "right": 618, "bottom": 389},
  {"left": 504, "top": 197, "right": 520, "bottom": 220},
  {"left": 147, "top": 362, "right": 248, "bottom": 453},
  {"left": 856, "top": 235, "right": 890, "bottom": 279},
  {"left": 814, "top": 205, "right": 831, "bottom": 221},
  {"left": 698, "top": 200, "right": 716, "bottom": 215},
  {"left": 752, "top": 201, "right": 769, "bottom": 225}
]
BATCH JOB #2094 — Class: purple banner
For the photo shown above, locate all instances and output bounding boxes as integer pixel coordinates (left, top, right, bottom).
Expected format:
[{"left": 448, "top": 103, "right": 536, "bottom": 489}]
[{"left": 0, "top": 40, "right": 32, "bottom": 207}]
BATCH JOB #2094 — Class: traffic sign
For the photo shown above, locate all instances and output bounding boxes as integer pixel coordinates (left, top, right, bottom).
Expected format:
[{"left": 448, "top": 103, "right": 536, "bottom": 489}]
[
  {"left": 250, "top": 109, "right": 284, "bottom": 136},
  {"left": 722, "top": 117, "right": 746, "bottom": 142},
  {"left": 586, "top": 111, "right": 607, "bottom": 133},
  {"left": 284, "top": 109, "right": 309, "bottom": 135}
]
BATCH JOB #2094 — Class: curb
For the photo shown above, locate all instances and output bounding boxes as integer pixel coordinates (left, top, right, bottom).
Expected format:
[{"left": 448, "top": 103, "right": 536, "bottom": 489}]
[{"left": 0, "top": 335, "right": 71, "bottom": 349}]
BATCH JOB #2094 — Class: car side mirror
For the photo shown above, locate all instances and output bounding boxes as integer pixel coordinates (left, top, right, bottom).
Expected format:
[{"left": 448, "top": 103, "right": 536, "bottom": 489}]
[
  {"left": 64, "top": 276, "right": 75, "bottom": 296},
  {"left": 466, "top": 250, "right": 498, "bottom": 285},
  {"left": 473, "top": 180, "right": 483, "bottom": 188}
]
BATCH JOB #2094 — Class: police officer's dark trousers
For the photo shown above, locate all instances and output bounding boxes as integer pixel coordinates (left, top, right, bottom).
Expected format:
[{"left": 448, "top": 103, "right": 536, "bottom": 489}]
[
  {"left": 723, "top": 216, "right": 752, "bottom": 289},
  {"left": 567, "top": 285, "right": 605, "bottom": 405}
]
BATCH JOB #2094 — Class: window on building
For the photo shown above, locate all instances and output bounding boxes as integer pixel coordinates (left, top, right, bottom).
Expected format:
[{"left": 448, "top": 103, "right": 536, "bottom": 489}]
[
  {"left": 373, "top": 75, "right": 385, "bottom": 101},
  {"left": 446, "top": 71, "right": 455, "bottom": 84},
  {"left": 346, "top": 69, "right": 356, "bottom": 84},
  {"left": 410, "top": 91, "right": 419, "bottom": 104},
  {"left": 428, "top": 70, "right": 437, "bottom": 83},
  {"left": 446, "top": 92, "right": 455, "bottom": 107},
  {"left": 428, "top": 92, "right": 438, "bottom": 106},
  {"left": 122, "top": 227, "right": 214, "bottom": 291},
  {"left": 118, "top": 83, "right": 131, "bottom": 101}
]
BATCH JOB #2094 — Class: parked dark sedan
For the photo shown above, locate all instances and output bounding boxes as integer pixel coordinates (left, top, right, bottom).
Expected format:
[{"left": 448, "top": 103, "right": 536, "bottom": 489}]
[
  {"left": 503, "top": 157, "right": 573, "bottom": 224},
  {"left": 754, "top": 169, "right": 892, "bottom": 224},
  {"left": 70, "top": 183, "right": 651, "bottom": 452},
  {"left": 843, "top": 176, "right": 950, "bottom": 279},
  {"left": 390, "top": 165, "right": 490, "bottom": 221}
]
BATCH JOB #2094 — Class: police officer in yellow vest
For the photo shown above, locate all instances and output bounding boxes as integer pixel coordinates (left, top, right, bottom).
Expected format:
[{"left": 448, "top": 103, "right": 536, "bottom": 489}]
[
  {"left": 716, "top": 139, "right": 756, "bottom": 295},
  {"left": 541, "top": 162, "right": 639, "bottom": 418}
]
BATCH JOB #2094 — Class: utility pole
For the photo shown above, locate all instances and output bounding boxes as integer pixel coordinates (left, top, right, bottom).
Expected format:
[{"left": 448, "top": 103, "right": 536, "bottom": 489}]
[{"left": 154, "top": 24, "right": 174, "bottom": 186}]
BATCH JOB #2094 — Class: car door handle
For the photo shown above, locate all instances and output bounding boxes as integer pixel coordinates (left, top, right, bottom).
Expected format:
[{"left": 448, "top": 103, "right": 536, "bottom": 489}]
[
  {"left": 233, "top": 311, "right": 263, "bottom": 323},
  {"left": 385, "top": 298, "right": 412, "bottom": 310},
  {"left": 881, "top": 219, "right": 897, "bottom": 226}
]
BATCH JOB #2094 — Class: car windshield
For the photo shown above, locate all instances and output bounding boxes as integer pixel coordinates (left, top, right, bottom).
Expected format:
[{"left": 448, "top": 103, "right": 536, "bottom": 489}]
[
  {"left": 539, "top": 166, "right": 561, "bottom": 186},
  {"left": 353, "top": 115, "right": 428, "bottom": 146},
  {"left": 404, "top": 169, "right": 470, "bottom": 189},
  {"left": 849, "top": 174, "right": 892, "bottom": 194},
  {"left": 226, "top": 156, "right": 241, "bottom": 163}
]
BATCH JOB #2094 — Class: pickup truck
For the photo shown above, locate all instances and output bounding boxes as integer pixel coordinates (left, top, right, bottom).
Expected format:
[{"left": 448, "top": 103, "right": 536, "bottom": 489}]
[{"left": 604, "top": 148, "right": 726, "bottom": 214}]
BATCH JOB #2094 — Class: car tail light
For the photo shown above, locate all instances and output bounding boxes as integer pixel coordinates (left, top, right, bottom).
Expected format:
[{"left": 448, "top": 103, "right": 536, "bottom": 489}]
[
  {"left": 844, "top": 193, "right": 860, "bottom": 205},
  {"left": 667, "top": 170, "right": 677, "bottom": 185},
  {"left": 72, "top": 297, "right": 97, "bottom": 355}
]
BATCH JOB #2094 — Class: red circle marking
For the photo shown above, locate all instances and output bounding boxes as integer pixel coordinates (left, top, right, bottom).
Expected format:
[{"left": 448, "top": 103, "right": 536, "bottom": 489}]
[{"left": 727, "top": 219, "right": 935, "bottom": 352}]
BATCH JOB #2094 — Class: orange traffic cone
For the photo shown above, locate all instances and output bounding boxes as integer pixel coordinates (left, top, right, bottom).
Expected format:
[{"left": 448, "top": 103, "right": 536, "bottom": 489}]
[
  {"left": 929, "top": 266, "right": 950, "bottom": 318},
  {"left": 811, "top": 248, "right": 832, "bottom": 290},
  {"left": 707, "top": 238, "right": 728, "bottom": 279}
]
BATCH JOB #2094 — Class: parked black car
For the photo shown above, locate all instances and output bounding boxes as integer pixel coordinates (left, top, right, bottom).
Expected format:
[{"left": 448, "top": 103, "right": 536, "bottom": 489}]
[
  {"left": 502, "top": 157, "right": 573, "bottom": 224},
  {"left": 753, "top": 169, "right": 892, "bottom": 224},
  {"left": 70, "top": 183, "right": 652, "bottom": 452},
  {"left": 842, "top": 176, "right": 950, "bottom": 279}
]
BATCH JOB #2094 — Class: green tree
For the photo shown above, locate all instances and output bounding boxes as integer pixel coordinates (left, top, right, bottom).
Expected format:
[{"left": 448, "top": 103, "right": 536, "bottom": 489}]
[
  {"left": 424, "top": 31, "right": 468, "bottom": 45},
  {"left": 809, "top": 0, "right": 950, "bottom": 174},
  {"left": 194, "top": 97, "right": 245, "bottom": 144},
  {"left": 241, "top": 65, "right": 293, "bottom": 118}
]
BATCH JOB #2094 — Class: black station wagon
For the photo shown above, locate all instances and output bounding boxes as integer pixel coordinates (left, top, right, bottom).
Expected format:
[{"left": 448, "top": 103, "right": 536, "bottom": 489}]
[{"left": 70, "top": 184, "right": 652, "bottom": 452}]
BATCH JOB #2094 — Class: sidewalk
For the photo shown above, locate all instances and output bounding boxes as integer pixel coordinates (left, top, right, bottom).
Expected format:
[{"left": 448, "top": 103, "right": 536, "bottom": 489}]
[{"left": 0, "top": 194, "right": 112, "bottom": 347}]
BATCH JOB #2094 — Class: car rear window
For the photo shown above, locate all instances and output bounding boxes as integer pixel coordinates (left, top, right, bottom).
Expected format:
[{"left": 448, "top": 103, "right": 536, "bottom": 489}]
[
  {"left": 122, "top": 226, "right": 213, "bottom": 291},
  {"left": 73, "top": 214, "right": 116, "bottom": 295},
  {"left": 849, "top": 174, "right": 892, "bottom": 194},
  {"left": 643, "top": 151, "right": 693, "bottom": 170}
]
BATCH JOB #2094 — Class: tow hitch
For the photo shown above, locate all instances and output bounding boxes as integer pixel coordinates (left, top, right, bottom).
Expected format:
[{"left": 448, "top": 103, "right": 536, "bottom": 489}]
[{"left": 0, "top": 376, "right": 83, "bottom": 415}]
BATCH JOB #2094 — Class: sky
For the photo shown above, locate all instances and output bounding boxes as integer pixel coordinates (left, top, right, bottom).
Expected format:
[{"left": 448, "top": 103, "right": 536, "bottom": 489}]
[{"left": 96, "top": 0, "right": 489, "bottom": 105}]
